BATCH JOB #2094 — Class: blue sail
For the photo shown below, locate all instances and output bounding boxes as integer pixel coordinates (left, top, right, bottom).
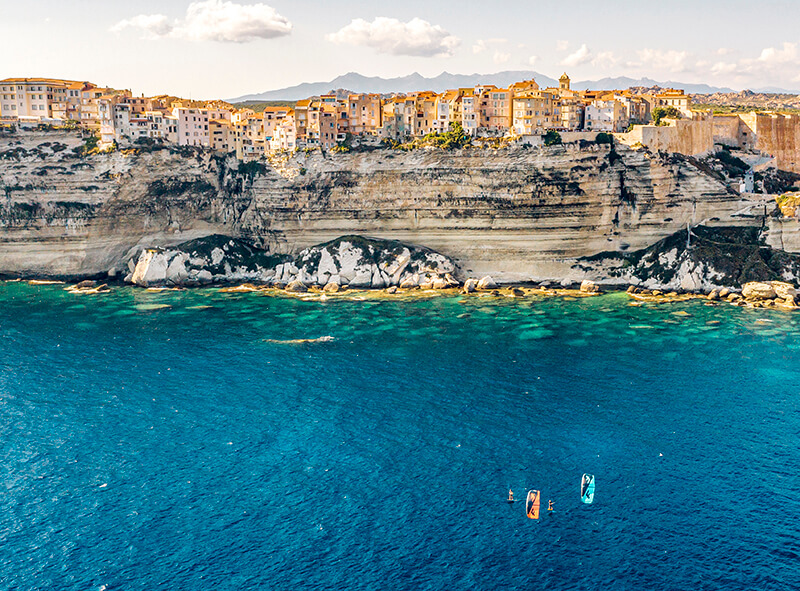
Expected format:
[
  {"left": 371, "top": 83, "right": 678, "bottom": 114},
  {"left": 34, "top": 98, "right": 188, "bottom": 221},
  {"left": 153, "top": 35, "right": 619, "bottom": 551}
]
[{"left": 581, "top": 474, "right": 595, "bottom": 504}]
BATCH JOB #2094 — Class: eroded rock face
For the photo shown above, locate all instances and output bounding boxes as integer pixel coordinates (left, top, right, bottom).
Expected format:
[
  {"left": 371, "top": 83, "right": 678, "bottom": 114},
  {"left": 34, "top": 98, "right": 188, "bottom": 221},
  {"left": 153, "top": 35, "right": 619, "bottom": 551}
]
[
  {"left": 580, "top": 226, "right": 800, "bottom": 291},
  {"left": 125, "top": 233, "right": 460, "bottom": 288},
  {"left": 291, "top": 236, "right": 457, "bottom": 289},
  {"left": 0, "top": 131, "right": 755, "bottom": 284},
  {"left": 128, "top": 235, "right": 285, "bottom": 287}
]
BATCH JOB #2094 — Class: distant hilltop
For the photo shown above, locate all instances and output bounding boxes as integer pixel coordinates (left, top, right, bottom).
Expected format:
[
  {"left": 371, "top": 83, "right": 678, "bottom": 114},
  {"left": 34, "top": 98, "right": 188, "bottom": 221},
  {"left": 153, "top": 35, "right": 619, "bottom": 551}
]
[{"left": 229, "top": 70, "right": 760, "bottom": 102}]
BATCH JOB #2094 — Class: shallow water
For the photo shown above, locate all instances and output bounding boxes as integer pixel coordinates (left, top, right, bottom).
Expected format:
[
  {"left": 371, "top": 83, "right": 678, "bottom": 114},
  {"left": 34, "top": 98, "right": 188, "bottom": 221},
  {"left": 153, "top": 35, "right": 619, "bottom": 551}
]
[{"left": 1, "top": 283, "right": 799, "bottom": 590}]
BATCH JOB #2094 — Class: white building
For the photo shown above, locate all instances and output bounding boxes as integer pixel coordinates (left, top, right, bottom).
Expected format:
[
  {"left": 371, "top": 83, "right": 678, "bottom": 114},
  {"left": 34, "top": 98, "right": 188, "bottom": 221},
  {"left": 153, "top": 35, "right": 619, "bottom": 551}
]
[
  {"left": 461, "top": 94, "right": 478, "bottom": 136},
  {"left": 585, "top": 100, "right": 629, "bottom": 133},
  {"left": 174, "top": 107, "right": 209, "bottom": 147},
  {"left": 0, "top": 78, "right": 71, "bottom": 122}
]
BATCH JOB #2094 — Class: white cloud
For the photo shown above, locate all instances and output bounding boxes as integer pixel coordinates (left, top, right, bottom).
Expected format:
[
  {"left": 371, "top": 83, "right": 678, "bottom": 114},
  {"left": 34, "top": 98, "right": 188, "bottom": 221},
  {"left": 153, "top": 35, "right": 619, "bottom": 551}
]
[
  {"left": 710, "top": 61, "right": 737, "bottom": 75},
  {"left": 326, "top": 17, "right": 460, "bottom": 57},
  {"left": 111, "top": 14, "right": 172, "bottom": 38},
  {"left": 561, "top": 44, "right": 592, "bottom": 67},
  {"left": 592, "top": 51, "right": 618, "bottom": 69},
  {"left": 716, "top": 47, "right": 734, "bottom": 56},
  {"left": 556, "top": 40, "right": 569, "bottom": 51},
  {"left": 632, "top": 49, "right": 690, "bottom": 73},
  {"left": 493, "top": 50, "right": 510, "bottom": 64},
  {"left": 472, "top": 38, "right": 506, "bottom": 54},
  {"left": 757, "top": 42, "right": 797, "bottom": 64},
  {"left": 110, "top": 0, "right": 292, "bottom": 43},
  {"left": 528, "top": 55, "right": 538, "bottom": 66}
]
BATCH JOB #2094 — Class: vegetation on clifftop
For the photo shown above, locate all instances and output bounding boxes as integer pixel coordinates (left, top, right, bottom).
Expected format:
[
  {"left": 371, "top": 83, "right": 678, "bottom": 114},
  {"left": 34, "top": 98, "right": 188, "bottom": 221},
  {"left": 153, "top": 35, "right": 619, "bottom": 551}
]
[{"left": 386, "top": 122, "right": 472, "bottom": 151}]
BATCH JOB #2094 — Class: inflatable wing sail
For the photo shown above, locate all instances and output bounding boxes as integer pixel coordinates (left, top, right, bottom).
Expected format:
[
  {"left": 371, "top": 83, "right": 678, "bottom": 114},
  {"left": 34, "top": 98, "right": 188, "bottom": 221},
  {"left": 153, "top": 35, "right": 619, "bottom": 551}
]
[
  {"left": 581, "top": 474, "right": 595, "bottom": 504},
  {"left": 526, "top": 489, "right": 541, "bottom": 519}
]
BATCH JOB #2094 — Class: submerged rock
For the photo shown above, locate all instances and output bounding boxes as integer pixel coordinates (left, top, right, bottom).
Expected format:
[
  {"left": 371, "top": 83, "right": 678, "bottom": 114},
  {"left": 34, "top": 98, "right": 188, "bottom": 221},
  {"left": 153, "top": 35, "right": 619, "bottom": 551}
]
[{"left": 285, "top": 280, "right": 308, "bottom": 293}]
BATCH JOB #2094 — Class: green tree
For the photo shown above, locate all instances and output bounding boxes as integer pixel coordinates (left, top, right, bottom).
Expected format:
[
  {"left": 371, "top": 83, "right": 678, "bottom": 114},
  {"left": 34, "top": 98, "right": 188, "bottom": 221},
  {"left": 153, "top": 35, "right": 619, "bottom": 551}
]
[
  {"left": 652, "top": 106, "right": 682, "bottom": 126},
  {"left": 595, "top": 132, "right": 614, "bottom": 145},
  {"left": 543, "top": 129, "right": 562, "bottom": 146}
]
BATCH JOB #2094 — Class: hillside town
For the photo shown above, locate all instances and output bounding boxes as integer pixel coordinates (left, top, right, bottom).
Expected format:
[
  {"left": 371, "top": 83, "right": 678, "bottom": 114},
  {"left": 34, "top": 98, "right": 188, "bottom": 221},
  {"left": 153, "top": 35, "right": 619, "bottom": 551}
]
[
  {"left": 2, "top": 73, "right": 800, "bottom": 174},
  {"left": 0, "top": 74, "right": 690, "bottom": 150}
]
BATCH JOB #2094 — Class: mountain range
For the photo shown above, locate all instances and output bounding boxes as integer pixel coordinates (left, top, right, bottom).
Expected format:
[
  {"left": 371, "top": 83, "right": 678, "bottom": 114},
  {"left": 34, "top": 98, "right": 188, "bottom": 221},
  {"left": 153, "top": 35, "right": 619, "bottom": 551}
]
[{"left": 227, "top": 70, "right": 797, "bottom": 102}]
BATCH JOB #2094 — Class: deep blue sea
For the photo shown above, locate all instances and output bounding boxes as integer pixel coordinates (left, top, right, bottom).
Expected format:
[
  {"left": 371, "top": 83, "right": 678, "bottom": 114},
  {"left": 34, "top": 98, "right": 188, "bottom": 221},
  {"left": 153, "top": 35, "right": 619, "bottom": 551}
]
[{"left": 1, "top": 282, "right": 799, "bottom": 590}]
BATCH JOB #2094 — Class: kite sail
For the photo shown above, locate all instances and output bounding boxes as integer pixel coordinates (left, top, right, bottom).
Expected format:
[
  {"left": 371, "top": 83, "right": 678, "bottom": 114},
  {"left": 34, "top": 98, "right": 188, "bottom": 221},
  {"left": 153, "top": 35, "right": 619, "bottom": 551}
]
[
  {"left": 526, "top": 489, "right": 541, "bottom": 519},
  {"left": 581, "top": 474, "right": 595, "bottom": 504}
]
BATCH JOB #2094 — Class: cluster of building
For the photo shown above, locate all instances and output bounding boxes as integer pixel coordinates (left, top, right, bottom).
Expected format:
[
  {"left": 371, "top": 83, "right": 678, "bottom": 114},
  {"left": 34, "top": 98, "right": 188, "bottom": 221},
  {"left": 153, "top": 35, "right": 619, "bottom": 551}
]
[{"left": 0, "top": 75, "right": 695, "bottom": 160}]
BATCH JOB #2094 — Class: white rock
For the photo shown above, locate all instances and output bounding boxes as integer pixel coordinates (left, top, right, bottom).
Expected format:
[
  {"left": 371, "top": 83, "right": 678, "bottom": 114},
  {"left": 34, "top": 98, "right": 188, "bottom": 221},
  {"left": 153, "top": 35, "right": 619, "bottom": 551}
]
[
  {"left": 679, "top": 269, "right": 701, "bottom": 291},
  {"left": 580, "top": 280, "right": 598, "bottom": 293},
  {"left": 385, "top": 251, "right": 410, "bottom": 276},
  {"left": 350, "top": 270, "right": 373, "bottom": 288},
  {"left": 463, "top": 278, "right": 478, "bottom": 293},
  {"left": 431, "top": 276, "right": 448, "bottom": 289},
  {"left": 196, "top": 270, "right": 213, "bottom": 284},
  {"left": 477, "top": 276, "right": 497, "bottom": 290},
  {"left": 211, "top": 247, "right": 225, "bottom": 266},
  {"left": 318, "top": 273, "right": 329, "bottom": 286},
  {"left": 166, "top": 253, "right": 189, "bottom": 284},
  {"left": 318, "top": 248, "right": 338, "bottom": 276},
  {"left": 742, "top": 282, "right": 777, "bottom": 300},
  {"left": 327, "top": 274, "right": 341, "bottom": 286},
  {"left": 337, "top": 241, "right": 362, "bottom": 278},
  {"left": 131, "top": 250, "right": 168, "bottom": 286},
  {"left": 768, "top": 281, "right": 797, "bottom": 300},
  {"left": 371, "top": 268, "right": 386, "bottom": 288},
  {"left": 400, "top": 275, "right": 418, "bottom": 289}
]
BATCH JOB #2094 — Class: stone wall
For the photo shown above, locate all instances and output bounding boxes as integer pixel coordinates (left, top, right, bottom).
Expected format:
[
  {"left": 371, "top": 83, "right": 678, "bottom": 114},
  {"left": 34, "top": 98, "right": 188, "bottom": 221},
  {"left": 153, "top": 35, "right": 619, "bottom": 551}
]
[
  {"left": 617, "top": 117, "right": 714, "bottom": 157},
  {"left": 752, "top": 113, "right": 800, "bottom": 174}
]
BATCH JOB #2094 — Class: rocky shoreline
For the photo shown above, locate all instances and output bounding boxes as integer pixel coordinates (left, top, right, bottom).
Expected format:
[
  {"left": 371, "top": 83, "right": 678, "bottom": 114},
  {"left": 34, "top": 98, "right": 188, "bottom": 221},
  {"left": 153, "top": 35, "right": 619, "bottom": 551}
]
[
  {"left": 4, "top": 230, "right": 800, "bottom": 312},
  {"left": 11, "top": 275, "right": 800, "bottom": 313}
]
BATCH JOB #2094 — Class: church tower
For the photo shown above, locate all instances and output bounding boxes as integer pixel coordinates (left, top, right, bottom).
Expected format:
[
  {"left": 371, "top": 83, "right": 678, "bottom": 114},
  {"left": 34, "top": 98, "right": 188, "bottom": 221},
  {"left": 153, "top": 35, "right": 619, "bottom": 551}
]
[{"left": 559, "top": 73, "right": 571, "bottom": 91}]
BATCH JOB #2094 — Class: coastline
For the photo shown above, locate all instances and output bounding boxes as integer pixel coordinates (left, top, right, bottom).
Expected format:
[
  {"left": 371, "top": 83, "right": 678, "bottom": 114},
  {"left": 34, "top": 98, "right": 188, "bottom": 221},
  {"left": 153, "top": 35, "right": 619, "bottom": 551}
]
[{"left": 7, "top": 277, "right": 796, "bottom": 311}]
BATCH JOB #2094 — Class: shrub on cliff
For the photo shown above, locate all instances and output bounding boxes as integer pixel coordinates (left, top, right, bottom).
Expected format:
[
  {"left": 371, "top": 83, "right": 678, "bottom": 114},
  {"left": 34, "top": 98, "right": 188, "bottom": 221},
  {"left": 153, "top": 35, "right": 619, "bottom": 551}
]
[
  {"left": 392, "top": 122, "right": 471, "bottom": 151},
  {"left": 595, "top": 133, "right": 614, "bottom": 145},
  {"left": 71, "top": 134, "right": 99, "bottom": 158},
  {"left": 715, "top": 149, "right": 749, "bottom": 177},
  {"left": 652, "top": 106, "right": 682, "bottom": 126},
  {"left": 544, "top": 130, "right": 562, "bottom": 146}
]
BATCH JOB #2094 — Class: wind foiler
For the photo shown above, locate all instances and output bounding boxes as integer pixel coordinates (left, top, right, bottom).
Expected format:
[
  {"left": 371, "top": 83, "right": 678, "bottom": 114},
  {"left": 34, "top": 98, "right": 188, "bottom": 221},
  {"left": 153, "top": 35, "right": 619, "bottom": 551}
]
[
  {"left": 581, "top": 473, "right": 595, "bottom": 504},
  {"left": 526, "top": 490, "right": 541, "bottom": 519}
]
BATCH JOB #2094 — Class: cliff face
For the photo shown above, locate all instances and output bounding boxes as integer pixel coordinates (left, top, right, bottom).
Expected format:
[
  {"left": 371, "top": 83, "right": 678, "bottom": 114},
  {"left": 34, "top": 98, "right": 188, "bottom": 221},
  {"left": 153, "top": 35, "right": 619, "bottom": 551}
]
[{"left": 0, "top": 130, "right": 767, "bottom": 281}]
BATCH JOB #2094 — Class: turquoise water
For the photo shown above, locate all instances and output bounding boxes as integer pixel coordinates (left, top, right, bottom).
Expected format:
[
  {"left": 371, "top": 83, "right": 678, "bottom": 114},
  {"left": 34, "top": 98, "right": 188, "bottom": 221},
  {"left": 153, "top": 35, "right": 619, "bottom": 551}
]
[{"left": 1, "top": 283, "right": 799, "bottom": 590}]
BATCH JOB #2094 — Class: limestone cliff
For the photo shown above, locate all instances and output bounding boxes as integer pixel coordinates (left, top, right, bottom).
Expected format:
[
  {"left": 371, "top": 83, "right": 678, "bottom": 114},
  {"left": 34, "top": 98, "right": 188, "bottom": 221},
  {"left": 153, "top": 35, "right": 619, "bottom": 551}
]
[{"left": 0, "top": 130, "right": 776, "bottom": 283}]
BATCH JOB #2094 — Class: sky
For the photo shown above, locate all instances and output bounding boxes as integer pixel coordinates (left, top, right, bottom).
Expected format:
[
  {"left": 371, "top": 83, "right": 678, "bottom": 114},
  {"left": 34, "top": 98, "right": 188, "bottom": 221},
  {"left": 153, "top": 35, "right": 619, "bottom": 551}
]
[{"left": 2, "top": 0, "right": 800, "bottom": 99}]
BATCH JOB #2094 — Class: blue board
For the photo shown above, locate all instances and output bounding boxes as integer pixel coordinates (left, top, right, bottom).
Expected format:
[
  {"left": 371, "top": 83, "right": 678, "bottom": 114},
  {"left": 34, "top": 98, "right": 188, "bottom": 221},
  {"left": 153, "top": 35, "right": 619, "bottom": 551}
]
[{"left": 581, "top": 474, "right": 595, "bottom": 504}]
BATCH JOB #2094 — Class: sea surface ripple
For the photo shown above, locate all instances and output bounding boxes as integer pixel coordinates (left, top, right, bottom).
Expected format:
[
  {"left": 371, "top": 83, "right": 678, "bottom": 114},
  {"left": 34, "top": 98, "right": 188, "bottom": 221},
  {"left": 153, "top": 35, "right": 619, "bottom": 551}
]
[{"left": 1, "top": 283, "right": 799, "bottom": 590}]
